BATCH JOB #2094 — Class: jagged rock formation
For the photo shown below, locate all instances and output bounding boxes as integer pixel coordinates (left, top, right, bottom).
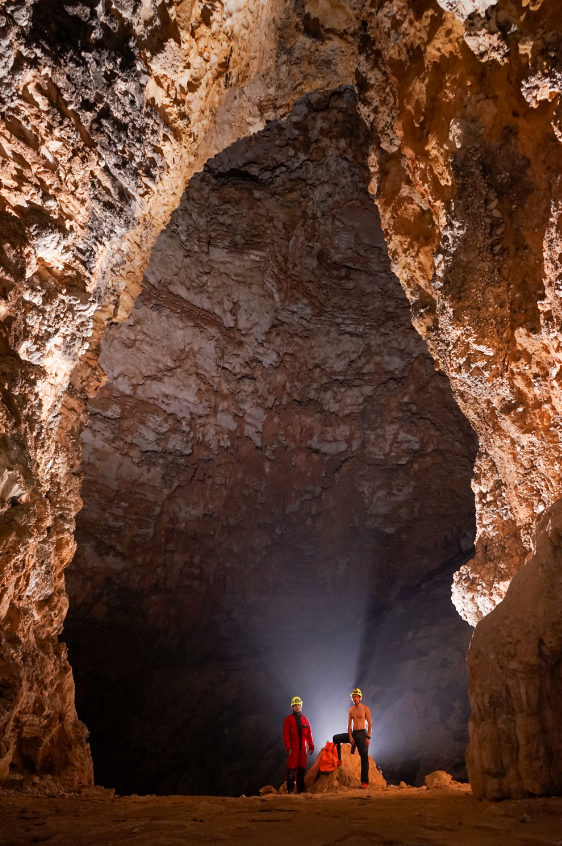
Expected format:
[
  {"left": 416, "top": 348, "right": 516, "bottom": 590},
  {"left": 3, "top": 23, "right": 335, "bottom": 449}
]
[
  {"left": 467, "top": 499, "right": 562, "bottom": 800},
  {"left": 304, "top": 744, "right": 386, "bottom": 793},
  {"left": 65, "top": 91, "right": 476, "bottom": 795},
  {"left": 1, "top": 0, "right": 562, "bottom": 798},
  {"left": 0, "top": 0, "right": 280, "bottom": 788},
  {"left": 359, "top": 0, "right": 562, "bottom": 799}
]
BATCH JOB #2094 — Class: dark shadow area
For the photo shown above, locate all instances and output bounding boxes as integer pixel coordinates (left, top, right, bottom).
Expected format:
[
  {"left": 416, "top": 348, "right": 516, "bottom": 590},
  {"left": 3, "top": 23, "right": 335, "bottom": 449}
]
[{"left": 65, "top": 88, "right": 477, "bottom": 796}]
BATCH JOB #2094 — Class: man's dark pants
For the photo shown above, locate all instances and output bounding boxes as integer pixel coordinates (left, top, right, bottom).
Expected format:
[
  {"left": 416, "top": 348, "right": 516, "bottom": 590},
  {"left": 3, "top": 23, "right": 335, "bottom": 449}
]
[
  {"left": 286, "top": 766, "right": 306, "bottom": 793},
  {"left": 332, "top": 729, "right": 369, "bottom": 784}
]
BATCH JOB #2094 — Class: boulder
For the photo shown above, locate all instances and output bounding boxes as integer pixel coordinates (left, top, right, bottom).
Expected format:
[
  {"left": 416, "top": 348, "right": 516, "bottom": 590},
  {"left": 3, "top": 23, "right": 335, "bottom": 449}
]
[
  {"left": 424, "top": 770, "right": 466, "bottom": 790},
  {"left": 304, "top": 744, "right": 386, "bottom": 794},
  {"left": 259, "top": 785, "right": 277, "bottom": 796}
]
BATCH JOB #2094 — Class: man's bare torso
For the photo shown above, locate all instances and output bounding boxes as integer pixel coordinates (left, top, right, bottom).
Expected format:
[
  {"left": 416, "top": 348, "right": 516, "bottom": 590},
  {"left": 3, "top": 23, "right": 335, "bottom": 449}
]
[{"left": 348, "top": 703, "right": 370, "bottom": 731}]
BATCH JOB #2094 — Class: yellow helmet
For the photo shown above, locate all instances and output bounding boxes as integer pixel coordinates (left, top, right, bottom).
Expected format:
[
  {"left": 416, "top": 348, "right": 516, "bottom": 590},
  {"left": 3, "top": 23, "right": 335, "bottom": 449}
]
[
  {"left": 291, "top": 696, "right": 303, "bottom": 707},
  {"left": 351, "top": 688, "right": 362, "bottom": 698}
]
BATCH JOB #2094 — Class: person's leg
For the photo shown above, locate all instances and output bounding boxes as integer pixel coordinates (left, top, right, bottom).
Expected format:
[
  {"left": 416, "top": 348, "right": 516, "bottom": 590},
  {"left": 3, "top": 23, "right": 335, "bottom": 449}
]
[
  {"left": 286, "top": 768, "right": 296, "bottom": 793},
  {"left": 332, "top": 732, "right": 350, "bottom": 762},
  {"left": 360, "top": 746, "right": 369, "bottom": 784},
  {"left": 296, "top": 746, "right": 307, "bottom": 792},
  {"left": 297, "top": 745, "right": 309, "bottom": 793},
  {"left": 286, "top": 746, "right": 299, "bottom": 793},
  {"left": 354, "top": 730, "right": 369, "bottom": 784}
]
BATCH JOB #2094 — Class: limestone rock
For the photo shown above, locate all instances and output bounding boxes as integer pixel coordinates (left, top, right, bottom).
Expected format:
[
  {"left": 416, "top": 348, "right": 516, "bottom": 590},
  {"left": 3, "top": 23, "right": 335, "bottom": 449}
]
[
  {"left": 258, "top": 785, "right": 277, "bottom": 796},
  {"left": 467, "top": 499, "right": 562, "bottom": 800},
  {"left": 0, "top": 0, "right": 283, "bottom": 788},
  {"left": 305, "top": 745, "right": 386, "bottom": 794},
  {"left": 425, "top": 771, "right": 458, "bottom": 790}
]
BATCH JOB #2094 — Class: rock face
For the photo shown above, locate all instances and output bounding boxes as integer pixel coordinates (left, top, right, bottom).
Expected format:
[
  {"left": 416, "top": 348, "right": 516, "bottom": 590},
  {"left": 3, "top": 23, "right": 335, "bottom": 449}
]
[
  {"left": 467, "top": 499, "right": 562, "bottom": 800},
  {"left": 304, "top": 744, "right": 386, "bottom": 793},
  {"left": 357, "top": 0, "right": 562, "bottom": 798},
  {"left": 2, "top": 0, "right": 562, "bottom": 799},
  {"left": 65, "top": 90, "right": 476, "bottom": 796},
  {"left": 0, "top": 0, "right": 281, "bottom": 789},
  {"left": 357, "top": 0, "right": 562, "bottom": 631}
]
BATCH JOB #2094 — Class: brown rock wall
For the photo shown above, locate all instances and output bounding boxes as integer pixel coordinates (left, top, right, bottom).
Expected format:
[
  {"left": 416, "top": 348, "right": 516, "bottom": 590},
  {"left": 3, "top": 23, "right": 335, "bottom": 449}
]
[
  {"left": 351, "top": 0, "right": 562, "bottom": 798},
  {"left": 353, "top": 0, "right": 562, "bottom": 627},
  {"left": 466, "top": 499, "right": 562, "bottom": 799},
  {"left": 0, "top": 0, "right": 287, "bottom": 786}
]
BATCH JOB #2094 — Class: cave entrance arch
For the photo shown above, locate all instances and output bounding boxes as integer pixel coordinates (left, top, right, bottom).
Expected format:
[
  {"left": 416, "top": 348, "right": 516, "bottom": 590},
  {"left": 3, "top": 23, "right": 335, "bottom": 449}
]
[{"left": 64, "top": 87, "right": 477, "bottom": 796}]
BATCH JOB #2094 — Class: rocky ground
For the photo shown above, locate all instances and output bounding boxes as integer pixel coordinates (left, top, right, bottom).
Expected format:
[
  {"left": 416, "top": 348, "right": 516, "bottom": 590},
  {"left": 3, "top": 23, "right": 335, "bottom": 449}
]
[{"left": 1, "top": 788, "right": 562, "bottom": 846}]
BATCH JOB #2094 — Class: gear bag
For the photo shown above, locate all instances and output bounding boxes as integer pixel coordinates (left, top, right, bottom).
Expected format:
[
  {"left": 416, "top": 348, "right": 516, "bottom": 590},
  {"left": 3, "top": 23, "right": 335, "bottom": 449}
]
[{"left": 317, "top": 741, "right": 339, "bottom": 773}]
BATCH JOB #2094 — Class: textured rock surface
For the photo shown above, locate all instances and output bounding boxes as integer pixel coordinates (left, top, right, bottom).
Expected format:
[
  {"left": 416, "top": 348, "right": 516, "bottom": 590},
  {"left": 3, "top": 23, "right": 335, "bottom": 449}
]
[
  {"left": 2, "top": 0, "right": 562, "bottom": 799},
  {"left": 354, "top": 0, "right": 562, "bottom": 798},
  {"left": 0, "top": 0, "right": 284, "bottom": 787},
  {"left": 466, "top": 499, "right": 562, "bottom": 800},
  {"left": 304, "top": 744, "right": 386, "bottom": 793},
  {"left": 65, "top": 91, "right": 476, "bottom": 795},
  {"left": 424, "top": 769, "right": 465, "bottom": 790},
  {"left": 6, "top": 790, "right": 562, "bottom": 846},
  {"left": 353, "top": 0, "right": 562, "bottom": 630}
]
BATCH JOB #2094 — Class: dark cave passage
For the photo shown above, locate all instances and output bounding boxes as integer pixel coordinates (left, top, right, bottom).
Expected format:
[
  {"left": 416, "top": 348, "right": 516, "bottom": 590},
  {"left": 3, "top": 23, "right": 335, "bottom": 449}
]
[{"left": 64, "top": 88, "right": 477, "bottom": 797}]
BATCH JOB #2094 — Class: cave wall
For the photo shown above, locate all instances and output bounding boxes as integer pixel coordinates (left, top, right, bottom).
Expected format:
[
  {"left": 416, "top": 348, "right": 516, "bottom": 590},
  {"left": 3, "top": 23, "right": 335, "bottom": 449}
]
[
  {"left": 1, "top": 0, "right": 562, "bottom": 799},
  {"left": 65, "top": 89, "right": 476, "bottom": 795},
  {"left": 467, "top": 497, "right": 562, "bottom": 800},
  {"left": 0, "top": 0, "right": 285, "bottom": 787}
]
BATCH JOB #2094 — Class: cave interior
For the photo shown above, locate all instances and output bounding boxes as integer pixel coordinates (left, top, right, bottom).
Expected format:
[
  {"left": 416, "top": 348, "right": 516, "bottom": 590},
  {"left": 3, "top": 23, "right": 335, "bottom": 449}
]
[
  {"left": 65, "top": 88, "right": 477, "bottom": 797},
  {"left": 2, "top": 0, "right": 562, "bottom": 819}
]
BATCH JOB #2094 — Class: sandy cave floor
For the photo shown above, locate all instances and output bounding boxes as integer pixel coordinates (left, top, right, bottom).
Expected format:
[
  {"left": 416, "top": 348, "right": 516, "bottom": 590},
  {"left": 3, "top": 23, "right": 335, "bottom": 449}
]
[{"left": 1, "top": 788, "right": 562, "bottom": 846}]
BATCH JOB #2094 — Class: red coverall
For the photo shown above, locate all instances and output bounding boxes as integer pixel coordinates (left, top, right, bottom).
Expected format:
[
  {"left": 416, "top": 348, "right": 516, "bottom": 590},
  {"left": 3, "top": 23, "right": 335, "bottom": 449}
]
[{"left": 283, "top": 713, "right": 314, "bottom": 793}]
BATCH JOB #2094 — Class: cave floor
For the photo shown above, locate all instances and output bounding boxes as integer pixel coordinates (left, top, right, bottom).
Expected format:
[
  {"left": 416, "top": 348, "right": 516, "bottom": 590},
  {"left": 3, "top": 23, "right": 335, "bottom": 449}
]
[{"left": 1, "top": 788, "right": 562, "bottom": 846}]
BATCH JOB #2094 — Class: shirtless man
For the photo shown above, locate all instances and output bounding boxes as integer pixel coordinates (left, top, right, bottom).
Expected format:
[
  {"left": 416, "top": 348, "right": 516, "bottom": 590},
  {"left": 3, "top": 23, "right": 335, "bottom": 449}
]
[{"left": 332, "top": 688, "right": 372, "bottom": 787}]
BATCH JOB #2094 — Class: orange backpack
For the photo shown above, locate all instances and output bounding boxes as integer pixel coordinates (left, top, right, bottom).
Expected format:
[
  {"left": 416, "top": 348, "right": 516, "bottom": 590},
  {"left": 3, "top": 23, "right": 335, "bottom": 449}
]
[{"left": 317, "top": 741, "right": 339, "bottom": 773}]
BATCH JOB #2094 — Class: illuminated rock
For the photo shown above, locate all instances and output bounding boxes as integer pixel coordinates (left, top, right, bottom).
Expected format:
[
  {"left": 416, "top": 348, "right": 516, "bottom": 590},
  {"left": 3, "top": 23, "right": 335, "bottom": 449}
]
[
  {"left": 259, "top": 785, "right": 277, "bottom": 796},
  {"left": 424, "top": 770, "right": 466, "bottom": 790},
  {"left": 304, "top": 745, "right": 386, "bottom": 793},
  {"left": 467, "top": 499, "right": 562, "bottom": 800}
]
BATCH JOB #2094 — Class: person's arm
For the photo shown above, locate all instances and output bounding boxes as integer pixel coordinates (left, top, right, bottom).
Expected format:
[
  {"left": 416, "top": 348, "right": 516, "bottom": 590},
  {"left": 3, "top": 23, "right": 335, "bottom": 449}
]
[
  {"left": 348, "top": 709, "right": 354, "bottom": 745},
  {"left": 307, "top": 721, "right": 314, "bottom": 754},
  {"left": 365, "top": 707, "right": 372, "bottom": 746}
]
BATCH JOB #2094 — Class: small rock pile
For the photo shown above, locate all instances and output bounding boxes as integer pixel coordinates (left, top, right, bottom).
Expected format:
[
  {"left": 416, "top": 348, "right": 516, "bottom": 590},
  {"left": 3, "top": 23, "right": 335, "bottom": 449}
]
[
  {"left": 424, "top": 771, "right": 467, "bottom": 791},
  {"left": 0, "top": 775, "right": 116, "bottom": 800},
  {"left": 305, "top": 745, "right": 386, "bottom": 794}
]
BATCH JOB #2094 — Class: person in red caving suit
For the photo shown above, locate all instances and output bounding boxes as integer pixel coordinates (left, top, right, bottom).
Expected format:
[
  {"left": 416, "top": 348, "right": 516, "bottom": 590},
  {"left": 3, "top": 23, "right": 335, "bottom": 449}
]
[{"left": 283, "top": 696, "right": 314, "bottom": 793}]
